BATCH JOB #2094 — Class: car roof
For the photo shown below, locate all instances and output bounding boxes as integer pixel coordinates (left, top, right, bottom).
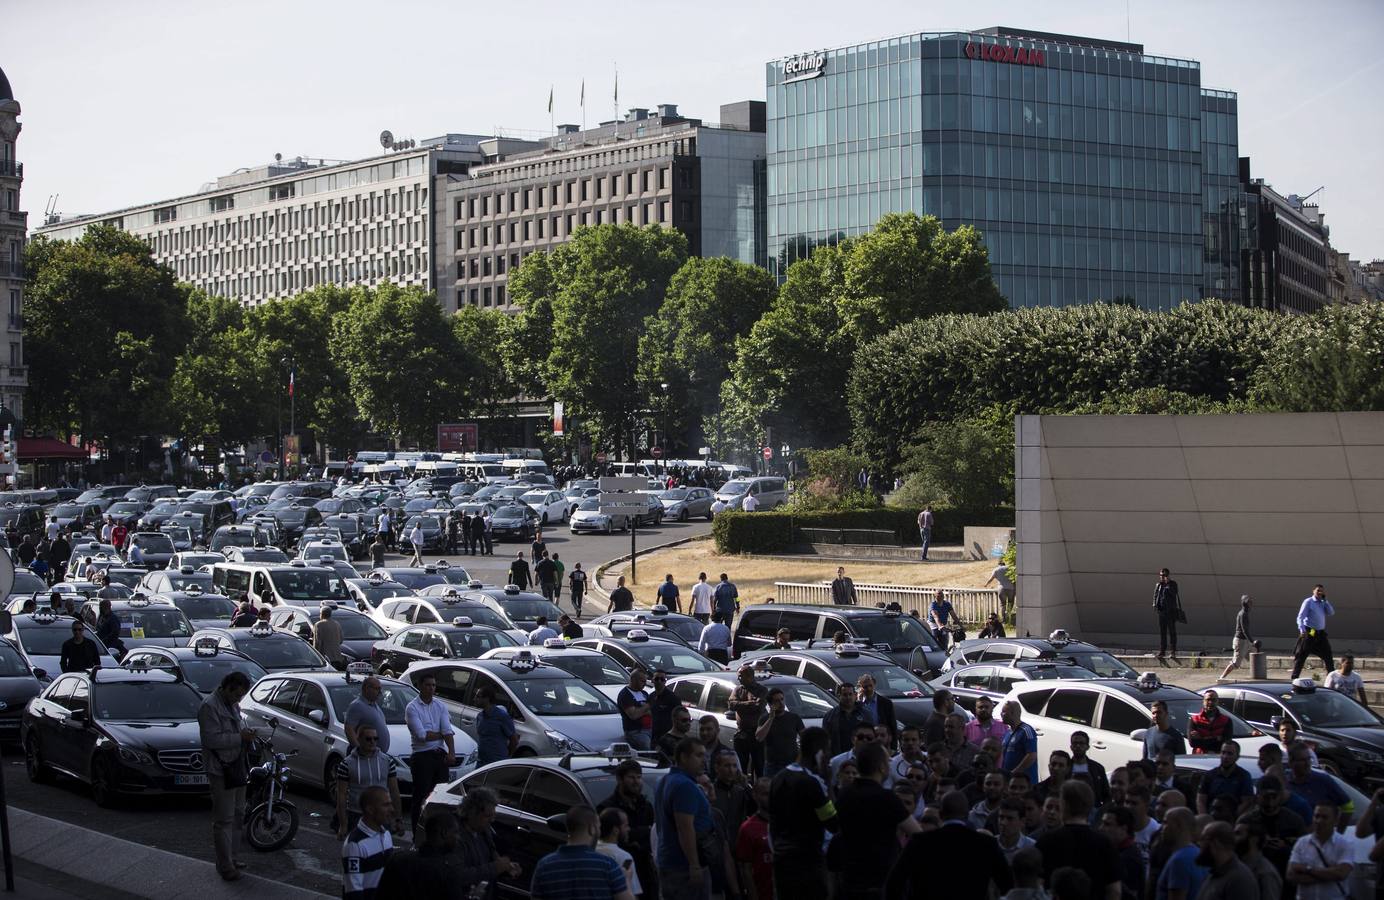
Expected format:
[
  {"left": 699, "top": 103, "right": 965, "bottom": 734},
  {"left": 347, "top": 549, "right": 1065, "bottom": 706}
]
[
  {"left": 412, "top": 658, "right": 570, "bottom": 680},
  {"left": 669, "top": 670, "right": 813, "bottom": 686},
  {"left": 752, "top": 604, "right": 907, "bottom": 620},
  {"left": 740, "top": 647, "right": 896, "bottom": 664},
  {"left": 405, "top": 622, "right": 505, "bottom": 635},
  {"left": 468, "top": 588, "right": 548, "bottom": 602},
  {"left": 138, "top": 645, "right": 255, "bottom": 662},
  {"left": 488, "top": 644, "right": 607, "bottom": 658},
  {"left": 1013, "top": 678, "right": 1197, "bottom": 702},
  {"left": 955, "top": 637, "right": 1103, "bottom": 653}
]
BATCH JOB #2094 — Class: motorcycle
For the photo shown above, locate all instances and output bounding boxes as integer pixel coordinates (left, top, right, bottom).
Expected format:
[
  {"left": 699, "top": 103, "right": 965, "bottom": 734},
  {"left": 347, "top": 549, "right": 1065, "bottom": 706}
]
[{"left": 244, "top": 716, "right": 300, "bottom": 852}]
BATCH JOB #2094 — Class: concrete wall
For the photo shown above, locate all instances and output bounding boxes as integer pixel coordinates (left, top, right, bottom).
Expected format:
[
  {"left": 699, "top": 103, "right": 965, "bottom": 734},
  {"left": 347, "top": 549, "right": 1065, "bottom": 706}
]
[{"left": 1015, "top": 412, "right": 1384, "bottom": 652}]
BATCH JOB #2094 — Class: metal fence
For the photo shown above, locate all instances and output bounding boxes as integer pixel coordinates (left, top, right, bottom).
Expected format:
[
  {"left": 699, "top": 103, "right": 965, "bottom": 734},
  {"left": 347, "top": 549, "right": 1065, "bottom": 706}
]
[{"left": 774, "top": 581, "right": 1004, "bottom": 624}]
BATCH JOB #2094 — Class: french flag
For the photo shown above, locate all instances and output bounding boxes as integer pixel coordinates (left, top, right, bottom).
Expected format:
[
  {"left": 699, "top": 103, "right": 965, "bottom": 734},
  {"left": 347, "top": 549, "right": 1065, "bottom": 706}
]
[{"left": 288, "top": 370, "right": 294, "bottom": 398}]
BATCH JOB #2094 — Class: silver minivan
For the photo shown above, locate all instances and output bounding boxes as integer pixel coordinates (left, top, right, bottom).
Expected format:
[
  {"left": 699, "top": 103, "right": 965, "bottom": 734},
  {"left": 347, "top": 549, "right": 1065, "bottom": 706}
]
[{"left": 714, "top": 477, "right": 788, "bottom": 511}]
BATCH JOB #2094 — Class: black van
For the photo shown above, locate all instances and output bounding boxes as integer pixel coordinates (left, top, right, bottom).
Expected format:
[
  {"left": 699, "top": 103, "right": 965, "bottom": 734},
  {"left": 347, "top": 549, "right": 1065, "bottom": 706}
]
[{"left": 732, "top": 603, "right": 947, "bottom": 674}]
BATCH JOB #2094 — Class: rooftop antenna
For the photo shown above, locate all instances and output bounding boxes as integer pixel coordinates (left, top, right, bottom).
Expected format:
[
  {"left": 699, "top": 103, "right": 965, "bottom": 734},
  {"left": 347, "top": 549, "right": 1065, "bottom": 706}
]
[{"left": 1126, "top": 0, "right": 1131, "bottom": 42}]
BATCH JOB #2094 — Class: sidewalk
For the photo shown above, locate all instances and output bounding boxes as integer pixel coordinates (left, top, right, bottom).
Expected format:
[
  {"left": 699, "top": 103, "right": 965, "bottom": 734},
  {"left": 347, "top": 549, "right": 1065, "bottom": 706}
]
[
  {"left": 1113, "top": 649, "right": 1384, "bottom": 704},
  {"left": 4, "top": 807, "right": 330, "bottom": 899}
]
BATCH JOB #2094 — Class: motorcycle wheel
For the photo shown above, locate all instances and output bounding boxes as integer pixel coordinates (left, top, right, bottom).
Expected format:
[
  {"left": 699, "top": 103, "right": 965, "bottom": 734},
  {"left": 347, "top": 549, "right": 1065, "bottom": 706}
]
[{"left": 245, "top": 799, "right": 300, "bottom": 851}]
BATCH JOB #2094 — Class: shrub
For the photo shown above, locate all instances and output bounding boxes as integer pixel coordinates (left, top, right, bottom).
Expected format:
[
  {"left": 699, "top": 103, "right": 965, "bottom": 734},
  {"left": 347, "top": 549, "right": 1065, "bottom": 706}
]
[{"left": 712, "top": 506, "right": 1009, "bottom": 554}]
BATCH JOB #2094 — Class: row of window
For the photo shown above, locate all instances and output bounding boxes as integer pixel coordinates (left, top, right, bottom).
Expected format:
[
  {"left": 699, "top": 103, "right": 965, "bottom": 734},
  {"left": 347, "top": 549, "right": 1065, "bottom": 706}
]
[
  {"left": 456, "top": 285, "right": 508, "bottom": 309},
  {"left": 471, "top": 134, "right": 697, "bottom": 188},
  {"left": 982, "top": 228, "right": 1202, "bottom": 278},
  {"left": 197, "top": 253, "right": 426, "bottom": 306},
  {"left": 155, "top": 219, "right": 425, "bottom": 277},
  {"left": 454, "top": 167, "right": 679, "bottom": 220},
  {"left": 455, "top": 201, "right": 678, "bottom": 250},
  {"left": 771, "top": 142, "right": 1203, "bottom": 198}
]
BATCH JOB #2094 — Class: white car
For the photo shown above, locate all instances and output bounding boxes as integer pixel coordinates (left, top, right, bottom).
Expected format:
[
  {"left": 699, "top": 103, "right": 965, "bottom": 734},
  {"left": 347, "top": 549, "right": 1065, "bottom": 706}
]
[
  {"left": 298, "top": 539, "right": 350, "bottom": 563},
  {"left": 372, "top": 594, "right": 528, "bottom": 644},
  {"left": 519, "top": 489, "right": 570, "bottom": 526},
  {"left": 1005, "top": 674, "right": 1274, "bottom": 778}
]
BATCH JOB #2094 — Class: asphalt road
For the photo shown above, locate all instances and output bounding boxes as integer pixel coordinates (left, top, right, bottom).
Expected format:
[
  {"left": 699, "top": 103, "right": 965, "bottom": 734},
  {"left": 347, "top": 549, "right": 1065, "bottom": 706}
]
[{"left": 0, "top": 515, "right": 715, "bottom": 896}]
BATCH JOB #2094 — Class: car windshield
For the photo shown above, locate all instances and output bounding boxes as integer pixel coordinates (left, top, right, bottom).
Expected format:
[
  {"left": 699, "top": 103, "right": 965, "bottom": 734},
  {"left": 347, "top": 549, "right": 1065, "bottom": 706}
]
[
  {"left": 94, "top": 682, "right": 202, "bottom": 721},
  {"left": 53, "top": 504, "right": 86, "bottom": 517},
  {"left": 472, "top": 486, "right": 503, "bottom": 500},
  {"left": 105, "top": 571, "right": 144, "bottom": 588},
  {"left": 108, "top": 503, "right": 144, "bottom": 515},
  {"left": 509, "top": 676, "right": 619, "bottom": 716},
  {"left": 212, "top": 529, "right": 259, "bottom": 549},
  {"left": 167, "top": 573, "right": 215, "bottom": 591},
  {"left": 848, "top": 615, "right": 939, "bottom": 651},
  {"left": 659, "top": 490, "right": 689, "bottom": 500},
  {"left": 131, "top": 534, "right": 174, "bottom": 553},
  {"left": 778, "top": 682, "right": 838, "bottom": 718},
  {"left": 161, "top": 526, "right": 194, "bottom": 543},
  {"left": 148, "top": 501, "right": 179, "bottom": 515},
  {"left": 1160, "top": 698, "right": 1258, "bottom": 738},
  {"left": 172, "top": 596, "right": 237, "bottom": 621},
  {"left": 1024, "top": 666, "right": 1100, "bottom": 681},
  {"left": 492, "top": 507, "right": 527, "bottom": 521},
  {"left": 627, "top": 644, "right": 721, "bottom": 674},
  {"left": 337, "top": 615, "right": 387, "bottom": 641},
  {"left": 443, "top": 606, "right": 513, "bottom": 630},
  {"left": 76, "top": 490, "right": 107, "bottom": 503},
  {"left": 118, "top": 609, "right": 193, "bottom": 638},
  {"left": 236, "top": 549, "right": 288, "bottom": 563},
  {"left": 0, "top": 642, "right": 32, "bottom": 677},
  {"left": 501, "top": 599, "right": 564, "bottom": 621},
  {"left": 393, "top": 573, "right": 447, "bottom": 589},
  {"left": 719, "top": 481, "right": 750, "bottom": 495},
  {"left": 543, "top": 654, "right": 629, "bottom": 686},
  {"left": 1068, "top": 651, "right": 1139, "bottom": 679},
  {"left": 179, "top": 656, "right": 267, "bottom": 693},
  {"left": 520, "top": 492, "right": 551, "bottom": 504},
  {"left": 17, "top": 624, "right": 106, "bottom": 657},
  {"left": 354, "top": 584, "right": 411, "bottom": 608},
  {"left": 268, "top": 570, "right": 343, "bottom": 601},
  {"left": 578, "top": 499, "right": 601, "bottom": 512},
  {"left": 236, "top": 636, "right": 326, "bottom": 670},
  {"left": 328, "top": 520, "right": 360, "bottom": 537},
  {"left": 446, "top": 631, "right": 515, "bottom": 657},
  {"left": 646, "top": 617, "right": 704, "bottom": 644},
  {"left": 327, "top": 680, "right": 417, "bottom": 725},
  {"left": 407, "top": 516, "right": 441, "bottom": 530},
  {"left": 1282, "top": 690, "right": 1379, "bottom": 729},
  {"left": 838, "top": 662, "right": 935, "bottom": 698}
]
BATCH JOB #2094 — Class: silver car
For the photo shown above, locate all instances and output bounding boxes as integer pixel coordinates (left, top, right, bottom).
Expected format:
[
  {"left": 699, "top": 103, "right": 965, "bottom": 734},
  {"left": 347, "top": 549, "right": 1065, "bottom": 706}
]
[
  {"left": 666, "top": 668, "right": 837, "bottom": 746},
  {"left": 239, "top": 668, "right": 478, "bottom": 796},
  {"left": 657, "top": 487, "right": 715, "bottom": 522},
  {"left": 569, "top": 497, "right": 628, "bottom": 534}
]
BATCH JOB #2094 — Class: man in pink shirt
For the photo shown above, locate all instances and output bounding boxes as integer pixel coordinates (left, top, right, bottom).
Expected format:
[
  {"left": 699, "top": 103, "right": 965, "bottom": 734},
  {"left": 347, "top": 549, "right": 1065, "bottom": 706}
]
[{"left": 964, "top": 695, "right": 1010, "bottom": 746}]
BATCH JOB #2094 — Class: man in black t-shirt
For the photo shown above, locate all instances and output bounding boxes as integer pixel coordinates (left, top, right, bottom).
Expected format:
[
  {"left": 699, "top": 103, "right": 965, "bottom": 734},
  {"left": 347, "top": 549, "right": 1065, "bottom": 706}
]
[
  {"left": 885, "top": 789, "right": 1013, "bottom": 900},
  {"left": 648, "top": 670, "right": 683, "bottom": 740},
  {"left": 832, "top": 742, "right": 919, "bottom": 892},
  {"left": 755, "top": 687, "right": 804, "bottom": 778},
  {"left": 607, "top": 576, "right": 635, "bottom": 613},
  {"left": 1035, "top": 780, "right": 1122, "bottom": 900},
  {"left": 534, "top": 552, "right": 558, "bottom": 602},
  {"left": 768, "top": 727, "right": 838, "bottom": 899}
]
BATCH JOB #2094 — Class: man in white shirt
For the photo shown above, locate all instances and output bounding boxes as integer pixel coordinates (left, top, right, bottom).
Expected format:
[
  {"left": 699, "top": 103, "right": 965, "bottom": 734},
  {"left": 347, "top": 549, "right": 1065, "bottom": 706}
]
[
  {"left": 45, "top": 516, "right": 60, "bottom": 542},
  {"left": 377, "top": 510, "right": 391, "bottom": 549},
  {"left": 741, "top": 492, "right": 759, "bottom": 512},
  {"left": 710, "top": 498, "right": 727, "bottom": 517},
  {"left": 528, "top": 616, "right": 559, "bottom": 645},
  {"left": 100, "top": 517, "right": 114, "bottom": 544},
  {"left": 1323, "top": 654, "right": 1369, "bottom": 708},
  {"left": 1287, "top": 804, "right": 1353, "bottom": 900},
  {"left": 596, "top": 808, "right": 643, "bottom": 898},
  {"left": 407, "top": 522, "right": 424, "bottom": 566},
  {"left": 690, "top": 572, "right": 714, "bottom": 624},
  {"left": 404, "top": 673, "right": 455, "bottom": 842}
]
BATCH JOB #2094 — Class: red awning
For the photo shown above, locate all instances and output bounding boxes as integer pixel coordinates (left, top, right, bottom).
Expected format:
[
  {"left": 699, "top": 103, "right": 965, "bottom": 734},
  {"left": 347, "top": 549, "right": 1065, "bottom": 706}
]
[{"left": 18, "top": 437, "right": 88, "bottom": 461}]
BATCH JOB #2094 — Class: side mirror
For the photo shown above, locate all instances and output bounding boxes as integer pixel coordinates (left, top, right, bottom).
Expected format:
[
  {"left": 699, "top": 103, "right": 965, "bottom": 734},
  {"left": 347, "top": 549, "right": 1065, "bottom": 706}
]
[
  {"left": 723, "top": 711, "right": 736, "bottom": 721},
  {"left": 70, "top": 708, "right": 89, "bottom": 725},
  {"left": 1129, "top": 728, "right": 1148, "bottom": 741},
  {"left": 428, "top": 647, "right": 447, "bottom": 658},
  {"left": 32, "top": 667, "right": 47, "bottom": 680},
  {"left": 307, "top": 709, "right": 327, "bottom": 727},
  {"left": 266, "top": 715, "right": 280, "bottom": 731}
]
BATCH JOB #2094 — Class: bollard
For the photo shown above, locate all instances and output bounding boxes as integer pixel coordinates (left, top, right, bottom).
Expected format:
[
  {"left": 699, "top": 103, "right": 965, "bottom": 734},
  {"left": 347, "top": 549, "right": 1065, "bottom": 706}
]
[{"left": 1251, "top": 651, "right": 1268, "bottom": 680}]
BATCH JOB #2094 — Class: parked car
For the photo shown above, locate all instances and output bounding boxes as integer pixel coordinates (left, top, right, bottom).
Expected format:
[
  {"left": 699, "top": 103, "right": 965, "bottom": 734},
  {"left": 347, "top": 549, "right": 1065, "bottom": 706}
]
[
  {"left": 930, "top": 660, "right": 1101, "bottom": 712},
  {"left": 943, "top": 633, "right": 1139, "bottom": 680},
  {"left": 656, "top": 487, "right": 716, "bottom": 521},
  {"left": 733, "top": 604, "right": 946, "bottom": 674},
  {"left": 667, "top": 667, "right": 836, "bottom": 746}
]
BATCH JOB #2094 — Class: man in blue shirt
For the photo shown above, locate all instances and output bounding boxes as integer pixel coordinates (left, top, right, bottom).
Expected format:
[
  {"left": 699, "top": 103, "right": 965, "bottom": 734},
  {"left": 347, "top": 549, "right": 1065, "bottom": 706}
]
[
  {"left": 1197, "top": 740, "right": 1255, "bottom": 818},
  {"left": 712, "top": 574, "right": 738, "bottom": 623},
  {"left": 1000, "top": 700, "right": 1038, "bottom": 783},
  {"left": 1290, "top": 584, "right": 1335, "bottom": 679},
  {"left": 1285, "top": 741, "right": 1350, "bottom": 815},
  {"left": 928, "top": 590, "right": 957, "bottom": 651},
  {"left": 1143, "top": 699, "right": 1187, "bottom": 760},
  {"left": 530, "top": 805, "right": 634, "bottom": 900},
  {"left": 655, "top": 737, "right": 715, "bottom": 900},
  {"left": 656, "top": 575, "right": 681, "bottom": 614}
]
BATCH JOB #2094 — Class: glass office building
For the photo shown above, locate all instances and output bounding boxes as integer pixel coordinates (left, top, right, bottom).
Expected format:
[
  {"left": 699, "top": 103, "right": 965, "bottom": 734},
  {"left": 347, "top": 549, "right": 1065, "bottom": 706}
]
[{"left": 765, "top": 27, "right": 1241, "bottom": 309}]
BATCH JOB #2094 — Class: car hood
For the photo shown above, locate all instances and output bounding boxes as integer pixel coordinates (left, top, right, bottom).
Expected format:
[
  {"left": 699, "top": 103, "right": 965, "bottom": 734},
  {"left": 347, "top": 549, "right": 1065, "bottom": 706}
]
[
  {"left": 0, "top": 677, "right": 41, "bottom": 710},
  {"left": 102, "top": 719, "right": 204, "bottom": 751},
  {"left": 125, "top": 636, "right": 190, "bottom": 649},
  {"left": 1320, "top": 725, "right": 1384, "bottom": 752},
  {"left": 571, "top": 510, "right": 608, "bottom": 521},
  {"left": 539, "top": 713, "right": 628, "bottom": 751},
  {"left": 340, "top": 639, "right": 382, "bottom": 659}
]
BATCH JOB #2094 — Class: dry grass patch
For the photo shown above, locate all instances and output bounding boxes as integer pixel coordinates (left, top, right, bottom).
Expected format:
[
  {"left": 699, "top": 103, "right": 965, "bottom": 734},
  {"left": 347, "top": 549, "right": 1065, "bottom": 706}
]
[{"left": 610, "top": 543, "right": 999, "bottom": 608}]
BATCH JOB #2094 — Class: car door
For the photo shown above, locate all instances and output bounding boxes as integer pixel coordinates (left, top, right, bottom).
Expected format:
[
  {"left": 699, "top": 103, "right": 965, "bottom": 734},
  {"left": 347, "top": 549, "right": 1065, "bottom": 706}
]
[
  {"left": 66, "top": 679, "right": 100, "bottom": 780},
  {"left": 671, "top": 678, "right": 708, "bottom": 724},
  {"left": 32, "top": 675, "right": 78, "bottom": 772},
  {"left": 421, "top": 665, "right": 476, "bottom": 735},
  {"left": 257, "top": 679, "right": 305, "bottom": 756},
  {"left": 949, "top": 666, "right": 995, "bottom": 711},
  {"left": 515, "top": 769, "right": 584, "bottom": 872},
  {"left": 463, "top": 672, "right": 520, "bottom": 743},
  {"left": 1232, "top": 691, "right": 1284, "bottom": 731},
  {"left": 797, "top": 660, "right": 839, "bottom": 694},
  {"left": 467, "top": 764, "right": 537, "bottom": 899},
  {"left": 1032, "top": 688, "right": 1102, "bottom": 773},
  {"left": 733, "top": 609, "right": 780, "bottom": 657},
  {"left": 1091, "top": 694, "right": 1151, "bottom": 769},
  {"left": 395, "top": 628, "right": 430, "bottom": 669},
  {"left": 290, "top": 681, "right": 331, "bottom": 786}
]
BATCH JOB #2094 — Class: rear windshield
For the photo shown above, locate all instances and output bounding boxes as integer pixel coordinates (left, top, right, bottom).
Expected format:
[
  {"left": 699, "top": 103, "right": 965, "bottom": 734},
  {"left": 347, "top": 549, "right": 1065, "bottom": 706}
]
[
  {"left": 117, "top": 609, "right": 193, "bottom": 639},
  {"left": 94, "top": 682, "right": 201, "bottom": 721}
]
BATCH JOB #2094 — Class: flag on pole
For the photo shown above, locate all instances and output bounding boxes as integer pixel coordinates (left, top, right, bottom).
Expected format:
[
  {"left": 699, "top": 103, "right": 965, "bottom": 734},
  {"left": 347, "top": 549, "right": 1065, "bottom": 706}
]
[
  {"left": 288, "top": 369, "right": 294, "bottom": 398},
  {"left": 614, "top": 67, "right": 619, "bottom": 107},
  {"left": 580, "top": 79, "right": 585, "bottom": 109},
  {"left": 547, "top": 85, "right": 553, "bottom": 114}
]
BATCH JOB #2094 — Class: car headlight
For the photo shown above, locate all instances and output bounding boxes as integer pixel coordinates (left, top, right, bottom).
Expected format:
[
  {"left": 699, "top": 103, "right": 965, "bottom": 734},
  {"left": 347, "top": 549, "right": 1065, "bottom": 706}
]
[
  {"left": 119, "top": 746, "right": 154, "bottom": 765},
  {"left": 545, "top": 730, "right": 588, "bottom": 753},
  {"left": 1352, "top": 749, "right": 1383, "bottom": 763}
]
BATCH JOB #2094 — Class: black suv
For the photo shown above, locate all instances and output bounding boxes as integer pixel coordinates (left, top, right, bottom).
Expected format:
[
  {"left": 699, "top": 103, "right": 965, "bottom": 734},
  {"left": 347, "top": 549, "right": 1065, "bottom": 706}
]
[{"left": 733, "top": 604, "right": 946, "bottom": 673}]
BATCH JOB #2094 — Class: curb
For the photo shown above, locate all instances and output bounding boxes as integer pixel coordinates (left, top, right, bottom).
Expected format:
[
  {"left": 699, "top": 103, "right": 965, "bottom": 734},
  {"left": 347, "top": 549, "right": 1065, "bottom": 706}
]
[
  {"left": 6, "top": 806, "right": 332, "bottom": 899},
  {"left": 591, "top": 534, "right": 707, "bottom": 605}
]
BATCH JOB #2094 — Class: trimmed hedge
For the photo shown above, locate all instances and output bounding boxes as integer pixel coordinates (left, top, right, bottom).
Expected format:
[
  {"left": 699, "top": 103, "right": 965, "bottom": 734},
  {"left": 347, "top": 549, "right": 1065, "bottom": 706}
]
[{"left": 712, "top": 506, "right": 1006, "bottom": 554}]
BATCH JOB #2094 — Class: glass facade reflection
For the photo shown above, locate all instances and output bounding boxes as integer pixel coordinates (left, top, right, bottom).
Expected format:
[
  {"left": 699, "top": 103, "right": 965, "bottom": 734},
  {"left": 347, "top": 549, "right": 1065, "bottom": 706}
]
[{"left": 765, "top": 28, "right": 1241, "bottom": 310}]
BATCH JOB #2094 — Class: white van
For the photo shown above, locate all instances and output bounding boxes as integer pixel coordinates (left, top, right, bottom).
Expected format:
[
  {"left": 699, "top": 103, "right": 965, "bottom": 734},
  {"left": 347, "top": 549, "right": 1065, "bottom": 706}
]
[
  {"left": 501, "top": 458, "right": 549, "bottom": 477},
  {"left": 211, "top": 561, "right": 345, "bottom": 607},
  {"left": 714, "top": 477, "right": 789, "bottom": 511},
  {"left": 611, "top": 462, "right": 659, "bottom": 478},
  {"left": 462, "top": 463, "right": 508, "bottom": 483}
]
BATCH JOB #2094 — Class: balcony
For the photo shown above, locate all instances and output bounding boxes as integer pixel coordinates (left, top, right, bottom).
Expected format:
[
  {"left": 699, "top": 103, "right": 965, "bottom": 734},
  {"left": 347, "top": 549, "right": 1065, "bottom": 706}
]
[
  {"left": 0, "top": 161, "right": 20, "bottom": 178},
  {"left": 4, "top": 367, "right": 25, "bottom": 382},
  {"left": 1, "top": 262, "right": 22, "bottom": 279},
  {"left": 7, "top": 314, "right": 20, "bottom": 332}
]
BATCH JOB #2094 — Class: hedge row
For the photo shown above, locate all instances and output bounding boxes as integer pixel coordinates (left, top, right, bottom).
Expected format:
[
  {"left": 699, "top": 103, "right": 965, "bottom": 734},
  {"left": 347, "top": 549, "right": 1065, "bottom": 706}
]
[{"left": 711, "top": 506, "right": 992, "bottom": 554}]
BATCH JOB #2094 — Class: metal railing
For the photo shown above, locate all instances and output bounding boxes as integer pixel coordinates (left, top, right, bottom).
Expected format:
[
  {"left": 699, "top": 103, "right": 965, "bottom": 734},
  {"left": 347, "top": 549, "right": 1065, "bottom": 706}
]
[
  {"left": 0, "top": 161, "right": 20, "bottom": 178},
  {"left": 774, "top": 581, "right": 1004, "bottom": 624}
]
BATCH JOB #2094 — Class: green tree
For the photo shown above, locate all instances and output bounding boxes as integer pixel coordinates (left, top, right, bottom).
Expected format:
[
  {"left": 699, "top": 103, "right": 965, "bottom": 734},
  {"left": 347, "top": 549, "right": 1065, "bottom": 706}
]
[
  {"left": 637, "top": 257, "right": 775, "bottom": 454},
  {"left": 895, "top": 405, "right": 1014, "bottom": 517},
  {"left": 502, "top": 251, "right": 558, "bottom": 397},
  {"left": 23, "top": 225, "right": 187, "bottom": 446},
  {"left": 452, "top": 306, "right": 521, "bottom": 424},
  {"left": 329, "top": 284, "right": 472, "bottom": 445},
  {"left": 1251, "top": 304, "right": 1384, "bottom": 411},
  {"left": 168, "top": 290, "right": 273, "bottom": 451},
  {"left": 538, "top": 224, "right": 688, "bottom": 455}
]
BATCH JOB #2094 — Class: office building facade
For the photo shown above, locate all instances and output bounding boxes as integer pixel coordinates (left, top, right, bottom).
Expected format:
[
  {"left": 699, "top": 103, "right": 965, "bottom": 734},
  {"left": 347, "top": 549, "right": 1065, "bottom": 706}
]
[
  {"left": 0, "top": 67, "right": 28, "bottom": 420},
  {"left": 438, "top": 102, "right": 765, "bottom": 312},
  {"left": 1239, "top": 158, "right": 1329, "bottom": 313},
  {"left": 765, "top": 27, "right": 1240, "bottom": 310},
  {"left": 35, "top": 137, "right": 490, "bottom": 307}
]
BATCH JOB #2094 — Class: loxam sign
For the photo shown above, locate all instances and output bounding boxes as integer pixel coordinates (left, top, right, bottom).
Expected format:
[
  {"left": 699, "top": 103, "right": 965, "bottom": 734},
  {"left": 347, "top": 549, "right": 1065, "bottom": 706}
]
[
  {"left": 783, "top": 50, "right": 827, "bottom": 83},
  {"left": 965, "top": 41, "right": 1046, "bottom": 67}
]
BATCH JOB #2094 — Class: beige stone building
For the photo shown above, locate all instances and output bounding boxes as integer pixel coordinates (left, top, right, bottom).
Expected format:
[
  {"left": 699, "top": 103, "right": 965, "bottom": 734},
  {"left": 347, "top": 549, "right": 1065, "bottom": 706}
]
[{"left": 0, "top": 66, "right": 28, "bottom": 421}]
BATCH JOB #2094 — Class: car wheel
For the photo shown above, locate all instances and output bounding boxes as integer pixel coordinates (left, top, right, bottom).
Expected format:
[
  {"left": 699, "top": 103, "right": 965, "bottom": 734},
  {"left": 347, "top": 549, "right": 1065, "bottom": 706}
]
[
  {"left": 90, "top": 756, "right": 121, "bottom": 808},
  {"left": 323, "top": 755, "right": 342, "bottom": 795},
  {"left": 25, "top": 735, "right": 52, "bottom": 784},
  {"left": 515, "top": 747, "right": 537, "bottom": 758},
  {"left": 540, "top": 513, "right": 549, "bottom": 525},
  {"left": 679, "top": 509, "right": 689, "bottom": 522},
  {"left": 561, "top": 508, "right": 570, "bottom": 523},
  {"left": 604, "top": 523, "right": 612, "bottom": 535}
]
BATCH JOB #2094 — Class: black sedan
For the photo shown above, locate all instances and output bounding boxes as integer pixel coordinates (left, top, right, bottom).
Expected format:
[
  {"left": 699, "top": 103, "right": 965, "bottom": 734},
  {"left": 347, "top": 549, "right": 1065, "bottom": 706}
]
[
  {"left": 0, "top": 639, "right": 46, "bottom": 741},
  {"left": 371, "top": 621, "right": 518, "bottom": 674},
  {"left": 267, "top": 605, "right": 389, "bottom": 664},
  {"left": 103, "top": 501, "right": 149, "bottom": 528},
  {"left": 487, "top": 504, "right": 539, "bottom": 541},
  {"left": 400, "top": 515, "right": 447, "bottom": 551},
  {"left": 1207, "top": 680, "right": 1384, "bottom": 789},
  {"left": 22, "top": 667, "right": 211, "bottom": 806}
]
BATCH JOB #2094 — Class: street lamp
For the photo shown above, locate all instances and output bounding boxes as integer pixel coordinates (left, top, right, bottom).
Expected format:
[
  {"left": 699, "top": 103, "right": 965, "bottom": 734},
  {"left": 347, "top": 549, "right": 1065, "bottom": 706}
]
[
  {"left": 659, "top": 382, "right": 669, "bottom": 475},
  {"left": 280, "top": 357, "right": 295, "bottom": 477}
]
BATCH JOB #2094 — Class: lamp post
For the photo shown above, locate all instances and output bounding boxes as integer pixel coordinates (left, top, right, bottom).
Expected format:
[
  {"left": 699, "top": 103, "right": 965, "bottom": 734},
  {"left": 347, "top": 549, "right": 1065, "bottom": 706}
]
[
  {"left": 281, "top": 357, "right": 295, "bottom": 476},
  {"left": 659, "top": 382, "right": 669, "bottom": 476}
]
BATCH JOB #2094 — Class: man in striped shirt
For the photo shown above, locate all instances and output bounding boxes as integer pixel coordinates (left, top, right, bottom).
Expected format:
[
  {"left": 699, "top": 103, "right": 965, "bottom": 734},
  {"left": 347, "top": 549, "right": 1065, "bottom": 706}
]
[
  {"left": 342, "top": 786, "right": 395, "bottom": 900},
  {"left": 335, "top": 725, "right": 403, "bottom": 839},
  {"left": 530, "top": 805, "right": 635, "bottom": 900}
]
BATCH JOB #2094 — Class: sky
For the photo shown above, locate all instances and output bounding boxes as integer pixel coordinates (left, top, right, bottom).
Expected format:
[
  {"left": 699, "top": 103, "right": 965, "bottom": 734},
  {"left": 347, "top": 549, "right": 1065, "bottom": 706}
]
[{"left": 7, "top": 0, "right": 1384, "bottom": 260}]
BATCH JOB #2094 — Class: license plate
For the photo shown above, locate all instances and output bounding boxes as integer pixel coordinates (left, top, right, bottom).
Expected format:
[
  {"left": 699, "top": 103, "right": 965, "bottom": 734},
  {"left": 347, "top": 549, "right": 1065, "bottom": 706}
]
[{"left": 174, "top": 774, "right": 209, "bottom": 786}]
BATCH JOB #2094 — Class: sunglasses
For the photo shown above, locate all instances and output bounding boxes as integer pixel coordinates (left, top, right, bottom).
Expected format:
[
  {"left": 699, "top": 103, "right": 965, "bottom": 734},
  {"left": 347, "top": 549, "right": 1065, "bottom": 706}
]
[{"left": 360, "top": 736, "right": 379, "bottom": 742}]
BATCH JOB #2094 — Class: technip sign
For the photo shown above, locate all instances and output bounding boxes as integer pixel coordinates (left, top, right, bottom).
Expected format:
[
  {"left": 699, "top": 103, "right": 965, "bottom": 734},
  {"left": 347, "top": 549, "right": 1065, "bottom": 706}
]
[
  {"left": 965, "top": 41, "right": 1046, "bottom": 67},
  {"left": 783, "top": 50, "right": 827, "bottom": 83}
]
